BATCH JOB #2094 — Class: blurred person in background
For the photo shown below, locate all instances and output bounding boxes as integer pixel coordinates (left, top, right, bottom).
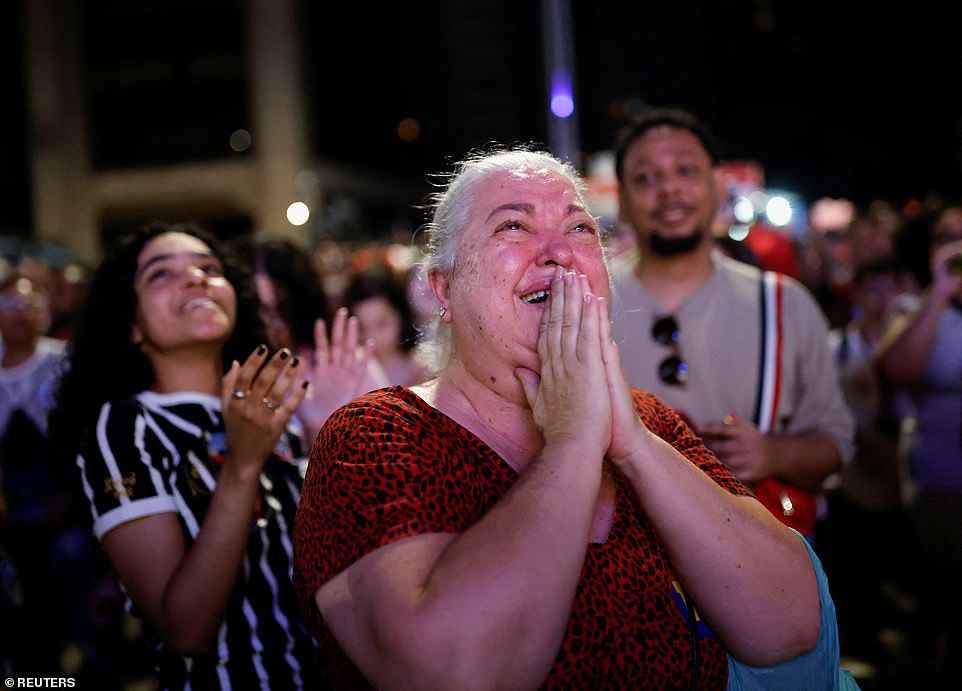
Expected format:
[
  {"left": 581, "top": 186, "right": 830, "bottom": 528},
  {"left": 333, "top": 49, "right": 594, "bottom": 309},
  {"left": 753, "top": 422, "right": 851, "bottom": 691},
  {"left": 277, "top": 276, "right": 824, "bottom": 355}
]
[
  {"left": 245, "top": 236, "right": 387, "bottom": 445},
  {"left": 849, "top": 200, "right": 901, "bottom": 268},
  {"left": 46, "top": 261, "right": 91, "bottom": 342},
  {"left": 0, "top": 269, "right": 110, "bottom": 682},
  {"left": 876, "top": 199, "right": 962, "bottom": 684},
  {"left": 246, "top": 237, "right": 333, "bottom": 359},
  {"left": 48, "top": 221, "right": 382, "bottom": 688},
  {"left": 609, "top": 106, "right": 854, "bottom": 541},
  {"left": 340, "top": 266, "right": 432, "bottom": 386},
  {"left": 800, "top": 197, "right": 858, "bottom": 330},
  {"left": 820, "top": 257, "right": 921, "bottom": 662}
]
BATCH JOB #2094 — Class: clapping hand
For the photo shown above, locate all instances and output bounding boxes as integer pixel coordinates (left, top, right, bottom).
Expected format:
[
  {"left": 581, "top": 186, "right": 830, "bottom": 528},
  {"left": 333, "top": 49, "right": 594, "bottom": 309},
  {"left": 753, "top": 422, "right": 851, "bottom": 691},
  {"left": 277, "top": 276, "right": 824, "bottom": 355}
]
[
  {"left": 221, "top": 344, "right": 309, "bottom": 472},
  {"left": 295, "top": 307, "right": 387, "bottom": 443}
]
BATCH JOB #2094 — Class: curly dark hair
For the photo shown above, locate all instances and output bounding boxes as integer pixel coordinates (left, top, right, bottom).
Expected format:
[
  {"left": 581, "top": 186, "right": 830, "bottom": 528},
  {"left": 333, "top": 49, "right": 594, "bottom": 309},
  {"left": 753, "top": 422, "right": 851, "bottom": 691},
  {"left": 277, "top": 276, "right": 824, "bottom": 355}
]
[
  {"left": 48, "top": 221, "right": 267, "bottom": 465},
  {"left": 239, "top": 237, "right": 332, "bottom": 350},
  {"left": 613, "top": 106, "right": 724, "bottom": 182},
  {"left": 341, "top": 266, "right": 419, "bottom": 352}
]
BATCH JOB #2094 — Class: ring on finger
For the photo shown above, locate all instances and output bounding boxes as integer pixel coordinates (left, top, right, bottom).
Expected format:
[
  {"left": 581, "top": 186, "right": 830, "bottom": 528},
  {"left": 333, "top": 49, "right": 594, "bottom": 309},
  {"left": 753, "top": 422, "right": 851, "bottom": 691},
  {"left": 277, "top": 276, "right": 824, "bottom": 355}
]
[
  {"left": 232, "top": 390, "right": 248, "bottom": 400},
  {"left": 262, "top": 397, "right": 281, "bottom": 411}
]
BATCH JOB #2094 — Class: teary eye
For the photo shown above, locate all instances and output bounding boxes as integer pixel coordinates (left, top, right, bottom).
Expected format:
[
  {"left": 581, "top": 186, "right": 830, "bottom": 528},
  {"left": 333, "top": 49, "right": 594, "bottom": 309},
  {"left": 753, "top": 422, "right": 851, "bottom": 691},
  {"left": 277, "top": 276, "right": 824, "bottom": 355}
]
[
  {"left": 572, "top": 221, "right": 597, "bottom": 234},
  {"left": 496, "top": 219, "right": 527, "bottom": 233}
]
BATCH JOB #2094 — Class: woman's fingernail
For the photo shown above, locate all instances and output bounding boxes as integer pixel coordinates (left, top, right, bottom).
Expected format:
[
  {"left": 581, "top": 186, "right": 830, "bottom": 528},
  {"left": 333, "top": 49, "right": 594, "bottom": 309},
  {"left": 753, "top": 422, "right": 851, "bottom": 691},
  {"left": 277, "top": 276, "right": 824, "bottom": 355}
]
[
  {"left": 256, "top": 344, "right": 267, "bottom": 355},
  {"left": 279, "top": 349, "right": 289, "bottom": 360},
  {"left": 290, "top": 356, "right": 299, "bottom": 367}
]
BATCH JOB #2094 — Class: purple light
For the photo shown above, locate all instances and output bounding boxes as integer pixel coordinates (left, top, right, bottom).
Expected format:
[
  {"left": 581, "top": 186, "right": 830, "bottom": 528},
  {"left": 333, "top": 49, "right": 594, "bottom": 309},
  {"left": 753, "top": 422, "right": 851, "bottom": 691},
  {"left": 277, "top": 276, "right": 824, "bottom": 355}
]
[{"left": 550, "top": 69, "right": 574, "bottom": 119}]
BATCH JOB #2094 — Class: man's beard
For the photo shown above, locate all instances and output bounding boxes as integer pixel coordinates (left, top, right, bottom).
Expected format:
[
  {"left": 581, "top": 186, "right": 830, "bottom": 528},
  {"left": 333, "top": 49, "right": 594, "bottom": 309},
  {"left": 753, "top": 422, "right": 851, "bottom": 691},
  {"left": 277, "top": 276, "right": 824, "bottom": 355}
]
[{"left": 647, "top": 228, "right": 704, "bottom": 257}]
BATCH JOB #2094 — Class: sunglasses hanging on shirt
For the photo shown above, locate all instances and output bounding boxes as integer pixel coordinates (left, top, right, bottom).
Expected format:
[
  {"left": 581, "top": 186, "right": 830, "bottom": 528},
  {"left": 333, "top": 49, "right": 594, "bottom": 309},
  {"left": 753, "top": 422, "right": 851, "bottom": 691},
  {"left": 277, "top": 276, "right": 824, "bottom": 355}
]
[{"left": 652, "top": 315, "right": 688, "bottom": 386}]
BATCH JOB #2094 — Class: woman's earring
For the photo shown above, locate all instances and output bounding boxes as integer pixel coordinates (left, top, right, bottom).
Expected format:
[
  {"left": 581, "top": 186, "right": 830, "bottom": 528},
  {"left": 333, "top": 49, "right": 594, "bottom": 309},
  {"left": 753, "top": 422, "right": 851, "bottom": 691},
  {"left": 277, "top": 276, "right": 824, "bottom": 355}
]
[{"left": 438, "top": 306, "right": 447, "bottom": 318}]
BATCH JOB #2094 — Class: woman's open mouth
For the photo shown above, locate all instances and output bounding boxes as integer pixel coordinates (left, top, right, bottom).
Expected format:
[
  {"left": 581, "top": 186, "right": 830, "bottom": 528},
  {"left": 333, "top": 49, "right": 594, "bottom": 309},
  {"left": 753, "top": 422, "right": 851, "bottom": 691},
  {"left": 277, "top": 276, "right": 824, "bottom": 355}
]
[{"left": 520, "top": 289, "right": 549, "bottom": 304}]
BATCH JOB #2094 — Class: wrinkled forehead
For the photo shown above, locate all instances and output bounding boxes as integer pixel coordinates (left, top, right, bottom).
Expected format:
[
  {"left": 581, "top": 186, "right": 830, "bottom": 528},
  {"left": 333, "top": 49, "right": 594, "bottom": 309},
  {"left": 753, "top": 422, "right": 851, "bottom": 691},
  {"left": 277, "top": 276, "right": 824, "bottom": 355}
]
[{"left": 472, "top": 166, "right": 582, "bottom": 209}]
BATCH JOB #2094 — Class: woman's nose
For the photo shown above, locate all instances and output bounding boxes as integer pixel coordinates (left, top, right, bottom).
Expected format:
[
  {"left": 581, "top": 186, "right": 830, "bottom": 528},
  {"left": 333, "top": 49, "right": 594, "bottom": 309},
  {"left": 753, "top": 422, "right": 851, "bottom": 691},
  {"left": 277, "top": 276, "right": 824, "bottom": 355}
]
[
  {"left": 538, "top": 236, "right": 574, "bottom": 268},
  {"left": 183, "top": 265, "right": 209, "bottom": 285}
]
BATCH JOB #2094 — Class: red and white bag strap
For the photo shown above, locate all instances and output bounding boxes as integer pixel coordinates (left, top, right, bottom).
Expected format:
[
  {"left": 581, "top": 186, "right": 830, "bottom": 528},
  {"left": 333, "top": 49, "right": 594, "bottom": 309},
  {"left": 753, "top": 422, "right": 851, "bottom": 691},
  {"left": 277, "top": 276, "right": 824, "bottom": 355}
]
[{"left": 754, "top": 270, "right": 783, "bottom": 434}]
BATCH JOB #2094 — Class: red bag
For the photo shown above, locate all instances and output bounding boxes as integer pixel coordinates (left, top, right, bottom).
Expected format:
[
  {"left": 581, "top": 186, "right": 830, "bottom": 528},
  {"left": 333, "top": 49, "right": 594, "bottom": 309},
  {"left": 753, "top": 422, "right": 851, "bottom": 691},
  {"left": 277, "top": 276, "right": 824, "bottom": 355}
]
[{"left": 751, "top": 478, "right": 818, "bottom": 536}]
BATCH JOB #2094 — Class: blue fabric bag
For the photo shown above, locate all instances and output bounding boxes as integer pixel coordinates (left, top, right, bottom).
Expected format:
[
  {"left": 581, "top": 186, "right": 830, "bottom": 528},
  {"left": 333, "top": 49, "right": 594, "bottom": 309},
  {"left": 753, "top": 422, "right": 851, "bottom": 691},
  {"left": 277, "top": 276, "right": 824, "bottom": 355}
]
[{"left": 727, "top": 530, "right": 861, "bottom": 690}]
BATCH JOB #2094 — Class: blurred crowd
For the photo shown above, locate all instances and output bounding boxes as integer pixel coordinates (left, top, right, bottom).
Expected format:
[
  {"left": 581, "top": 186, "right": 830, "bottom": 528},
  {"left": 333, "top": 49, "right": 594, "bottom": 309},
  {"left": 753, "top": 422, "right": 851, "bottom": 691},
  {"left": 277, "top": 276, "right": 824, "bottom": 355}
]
[
  {"left": 0, "top": 184, "right": 959, "bottom": 688},
  {"left": 708, "top": 192, "right": 961, "bottom": 689},
  {"left": 0, "top": 231, "right": 434, "bottom": 687}
]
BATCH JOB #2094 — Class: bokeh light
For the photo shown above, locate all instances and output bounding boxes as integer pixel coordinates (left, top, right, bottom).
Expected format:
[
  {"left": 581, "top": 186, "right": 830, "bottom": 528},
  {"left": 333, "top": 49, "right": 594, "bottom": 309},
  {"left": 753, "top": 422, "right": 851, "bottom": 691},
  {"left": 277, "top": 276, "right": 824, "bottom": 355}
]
[
  {"left": 229, "top": 129, "right": 251, "bottom": 152},
  {"left": 396, "top": 117, "right": 421, "bottom": 142},
  {"left": 286, "top": 201, "right": 310, "bottom": 226}
]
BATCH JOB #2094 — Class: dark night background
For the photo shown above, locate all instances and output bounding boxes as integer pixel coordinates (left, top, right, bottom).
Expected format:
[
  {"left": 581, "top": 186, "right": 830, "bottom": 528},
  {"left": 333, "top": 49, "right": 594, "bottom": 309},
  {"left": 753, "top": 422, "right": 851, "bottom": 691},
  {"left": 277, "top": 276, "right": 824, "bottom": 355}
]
[{"left": 2, "top": 0, "right": 962, "bottom": 240}]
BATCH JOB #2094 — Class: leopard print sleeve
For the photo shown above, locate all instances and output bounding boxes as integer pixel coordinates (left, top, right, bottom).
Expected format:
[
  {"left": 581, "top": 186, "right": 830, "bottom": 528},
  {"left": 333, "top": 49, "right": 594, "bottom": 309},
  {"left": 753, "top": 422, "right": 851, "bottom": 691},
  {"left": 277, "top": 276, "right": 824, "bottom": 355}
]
[
  {"left": 292, "top": 387, "right": 516, "bottom": 633},
  {"left": 631, "top": 388, "right": 752, "bottom": 497}
]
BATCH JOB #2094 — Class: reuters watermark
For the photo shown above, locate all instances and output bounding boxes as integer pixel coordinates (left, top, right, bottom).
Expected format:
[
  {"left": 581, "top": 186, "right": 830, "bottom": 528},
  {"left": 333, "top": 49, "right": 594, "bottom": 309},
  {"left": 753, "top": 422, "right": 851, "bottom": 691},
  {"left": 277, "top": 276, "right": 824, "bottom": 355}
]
[{"left": 3, "top": 680, "right": 75, "bottom": 688}]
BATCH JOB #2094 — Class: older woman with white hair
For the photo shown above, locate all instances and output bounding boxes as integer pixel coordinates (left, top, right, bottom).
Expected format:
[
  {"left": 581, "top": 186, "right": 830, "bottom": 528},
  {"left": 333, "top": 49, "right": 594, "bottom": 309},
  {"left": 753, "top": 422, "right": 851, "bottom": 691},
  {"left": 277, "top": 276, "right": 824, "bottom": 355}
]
[{"left": 293, "top": 146, "right": 843, "bottom": 690}]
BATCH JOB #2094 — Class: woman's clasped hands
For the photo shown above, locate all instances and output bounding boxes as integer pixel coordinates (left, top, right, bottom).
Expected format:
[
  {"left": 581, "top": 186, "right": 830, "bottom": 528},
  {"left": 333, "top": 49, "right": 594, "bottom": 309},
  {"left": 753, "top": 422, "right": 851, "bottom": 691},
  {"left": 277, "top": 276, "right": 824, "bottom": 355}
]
[{"left": 516, "top": 267, "right": 648, "bottom": 474}]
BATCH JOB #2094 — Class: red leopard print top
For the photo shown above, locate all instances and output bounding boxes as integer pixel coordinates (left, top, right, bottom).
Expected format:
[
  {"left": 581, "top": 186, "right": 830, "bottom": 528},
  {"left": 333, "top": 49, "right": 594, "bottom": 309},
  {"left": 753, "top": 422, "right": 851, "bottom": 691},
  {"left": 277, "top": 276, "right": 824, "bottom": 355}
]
[{"left": 293, "top": 386, "right": 751, "bottom": 689}]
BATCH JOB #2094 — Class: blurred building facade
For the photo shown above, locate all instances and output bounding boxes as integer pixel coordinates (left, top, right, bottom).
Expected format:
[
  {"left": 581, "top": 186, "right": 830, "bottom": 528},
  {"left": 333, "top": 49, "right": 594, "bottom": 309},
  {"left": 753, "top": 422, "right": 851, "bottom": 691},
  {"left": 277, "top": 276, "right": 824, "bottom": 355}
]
[
  {"left": 7, "top": 0, "right": 962, "bottom": 266},
  {"left": 24, "top": 0, "right": 315, "bottom": 263}
]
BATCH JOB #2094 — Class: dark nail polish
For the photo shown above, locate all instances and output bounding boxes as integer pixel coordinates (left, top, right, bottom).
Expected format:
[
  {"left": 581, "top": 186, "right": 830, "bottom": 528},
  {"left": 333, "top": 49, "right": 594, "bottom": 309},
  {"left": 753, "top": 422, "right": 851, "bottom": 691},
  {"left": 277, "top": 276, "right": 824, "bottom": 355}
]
[
  {"left": 290, "top": 356, "right": 299, "bottom": 367},
  {"left": 256, "top": 344, "right": 267, "bottom": 355},
  {"left": 301, "top": 380, "right": 310, "bottom": 389},
  {"left": 279, "top": 350, "right": 289, "bottom": 360}
]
